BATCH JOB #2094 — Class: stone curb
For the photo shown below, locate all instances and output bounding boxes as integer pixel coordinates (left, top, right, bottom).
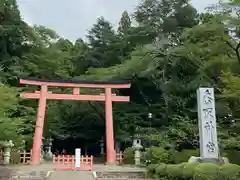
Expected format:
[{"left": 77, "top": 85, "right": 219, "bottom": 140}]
[{"left": 92, "top": 171, "right": 98, "bottom": 180}]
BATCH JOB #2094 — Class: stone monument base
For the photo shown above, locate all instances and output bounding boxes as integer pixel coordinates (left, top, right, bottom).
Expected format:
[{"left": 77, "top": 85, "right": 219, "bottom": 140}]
[{"left": 188, "top": 156, "right": 229, "bottom": 164}]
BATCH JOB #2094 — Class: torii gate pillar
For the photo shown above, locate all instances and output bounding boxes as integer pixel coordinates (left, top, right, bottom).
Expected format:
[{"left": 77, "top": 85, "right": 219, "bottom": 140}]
[
  {"left": 32, "top": 85, "right": 47, "bottom": 164},
  {"left": 105, "top": 87, "right": 115, "bottom": 164}
]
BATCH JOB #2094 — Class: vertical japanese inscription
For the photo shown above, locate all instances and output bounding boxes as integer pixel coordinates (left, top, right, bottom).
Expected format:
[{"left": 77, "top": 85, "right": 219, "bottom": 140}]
[{"left": 197, "top": 88, "right": 219, "bottom": 159}]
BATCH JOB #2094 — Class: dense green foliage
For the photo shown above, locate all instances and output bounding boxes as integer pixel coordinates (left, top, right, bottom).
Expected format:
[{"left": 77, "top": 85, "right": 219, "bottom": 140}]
[
  {"left": 0, "top": 0, "right": 240, "bottom": 158},
  {"left": 147, "top": 163, "right": 240, "bottom": 180},
  {"left": 123, "top": 147, "right": 135, "bottom": 164},
  {"left": 124, "top": 147, "right": 200, "bottom": 165}
]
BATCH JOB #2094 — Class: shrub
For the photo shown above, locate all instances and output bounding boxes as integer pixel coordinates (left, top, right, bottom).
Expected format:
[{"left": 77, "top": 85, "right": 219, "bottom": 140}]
[
  {"left": 147, "top": 164, "right": 159, "bottom": 177},
  {"left": 193, "top": 163, "right": 219, "bottom": 180},
  {"left": 156, "top": 163, "right": 167, "bottom": 177},
  {"left": 175, "top": 163, "right": 187, "bottom": 177},
  {"left": 165, "top": 163, "right": 186, "bottom": 180},
  {"left": 145, "top": 147, "right": 173, "bottom": 164},
  {"left": 123, "top": 147, "right": 135, "bottom": 164},
  {"left": 183, "top": 162, "right": 200, "bottom": 178},
  {"left": 219, "top": 164, "right": 240, "bottom": 180},
  {"left": 173, "top": 149, "right": 200, "bottom": 164},
  {"left": 147, "top": 162, "right": 240, "bottom": 180},
  {"left": 10, "top": 151, "right": 21, "bottom": 164},
  {"left": 166, "top": 164, "right": 180, "bottom": 179}
]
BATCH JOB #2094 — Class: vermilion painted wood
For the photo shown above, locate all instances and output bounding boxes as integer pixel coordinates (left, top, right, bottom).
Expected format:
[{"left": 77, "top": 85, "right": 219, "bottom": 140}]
[
  {"left": 52, "top": 155, "right": 93, "bottom": 171},
  {"left": 20, "top": 79, "right": 131, "bottom": 88},
  {"left": 105, "top": 87, "right": 115, "bottom": 163},
  {"left": 21, "top": 93, "right": 130, "bottom": 102},
  {"left": 31, "top": 85, "right": 47, "bottom": 164},
  {"left": 19, "top": 78, "right": 131, "bottom": 165},
  {"left": 73, "top": 88, "right": 80, "bottom": 95}
]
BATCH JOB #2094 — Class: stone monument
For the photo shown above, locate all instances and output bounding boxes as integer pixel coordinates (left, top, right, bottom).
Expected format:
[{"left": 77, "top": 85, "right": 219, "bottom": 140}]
[{"left": 188, "top": 88, "right": 229, "bottom": 164}]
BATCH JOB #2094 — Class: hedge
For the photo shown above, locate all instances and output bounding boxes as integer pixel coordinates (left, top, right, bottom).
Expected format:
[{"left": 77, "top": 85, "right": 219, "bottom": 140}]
[
  {"left": 10, "top": 151, "right": 21, "bottom": 164},
  {"left": 143, "top": 147, "right": 174, "bottom": 164},
  {"left": 172, "top": 149, "right": 200, "bottom": 164},
  {"left": 123, "top": 147, "right": 135, "bottom": 164},
  {"left": 142, "top": 147, "right": 200, "bottom": 165},
  {"left": 147, "top": 162, "right": 240, "bottom": 180}
]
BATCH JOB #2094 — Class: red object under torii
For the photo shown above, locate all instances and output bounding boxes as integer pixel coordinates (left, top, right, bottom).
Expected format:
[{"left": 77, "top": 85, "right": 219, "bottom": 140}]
[{"left": 20, "top": 78, "right": 131, "bottom": 165}]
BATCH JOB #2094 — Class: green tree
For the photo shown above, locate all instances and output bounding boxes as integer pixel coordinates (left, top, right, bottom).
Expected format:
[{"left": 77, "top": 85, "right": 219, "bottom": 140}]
[
  {"left": 86, "top": 17, "right": 121, "bottom": 67},
  {"left": 118, "top": 11, "right": 131, "bottom": 37}
]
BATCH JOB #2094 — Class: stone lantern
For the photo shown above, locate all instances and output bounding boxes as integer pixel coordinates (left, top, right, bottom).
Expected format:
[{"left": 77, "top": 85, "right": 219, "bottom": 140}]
[
  {"left": 132, "top": 132, "right": 143, "bottom": 165},
  {"left": 2, "top": 140, "right": 14, "bottom": 165},
  {"left": 40, "top": 137, "right": 45, "bottom": 162},
  {"left": 44, "top": 137, "right": 53, "bottom": 160}
]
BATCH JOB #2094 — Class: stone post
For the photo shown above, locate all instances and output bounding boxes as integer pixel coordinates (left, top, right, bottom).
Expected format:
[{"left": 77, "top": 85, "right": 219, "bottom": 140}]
[{"left": 3, "top": 140, "right": 14, "bottom": 165}]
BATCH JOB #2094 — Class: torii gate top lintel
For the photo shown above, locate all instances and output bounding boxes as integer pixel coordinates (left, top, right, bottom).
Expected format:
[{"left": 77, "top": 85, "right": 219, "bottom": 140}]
[{"left": 19, "top": 78, "right": 131, "bottom": 89}]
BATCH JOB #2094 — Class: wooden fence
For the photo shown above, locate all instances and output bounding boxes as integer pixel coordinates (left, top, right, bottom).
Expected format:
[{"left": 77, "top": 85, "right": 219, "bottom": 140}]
[
  {"left": 52, "top": 155, "right": 93, "bottom": 171},
  {"left": 20, "top": 150, "right": 32, "bottom": 164},
  {"left": 0, "top": 149, "right": 32, "bottom": 165},
  {"left": 0, "top": 150, "right": 124, "bottom": 165},
  {"left": 116, "top": 151, "right": 124, "bottom": 164}
]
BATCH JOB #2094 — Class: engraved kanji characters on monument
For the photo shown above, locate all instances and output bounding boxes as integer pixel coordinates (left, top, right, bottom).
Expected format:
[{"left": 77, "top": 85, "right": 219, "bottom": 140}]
[
  {"left": 202, "top": 89, "right": 216, "bottom": 153},
  {"left": 197, "top": 88, "right": 219, "bottom": 159},
  {"left": 206, "top": 141, "right": 215, "bottom": 153},
  {"left": 204, "top": 121, "right": 214, "bottom": 131},
  {"left": 203, "top": 89, "right": 213, "bottom": 104}
]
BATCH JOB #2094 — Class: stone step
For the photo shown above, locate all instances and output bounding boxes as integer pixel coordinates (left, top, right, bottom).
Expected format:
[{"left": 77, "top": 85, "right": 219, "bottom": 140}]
[
  {"left": 0, "top": 167, "right": 49, "bottom": 180},
  {"left": 96, "top": 171, "right": 152, "bottom": 180}
]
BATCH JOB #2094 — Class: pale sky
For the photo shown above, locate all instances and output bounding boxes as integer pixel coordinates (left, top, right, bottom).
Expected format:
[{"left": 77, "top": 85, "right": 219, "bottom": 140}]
[{"left": 16, "top": 0, "right": 219, "bottom": 41}]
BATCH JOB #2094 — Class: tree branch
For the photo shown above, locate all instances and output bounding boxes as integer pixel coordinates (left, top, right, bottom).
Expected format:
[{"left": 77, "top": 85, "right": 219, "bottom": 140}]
[
  {"left": 225, "top": 40, "right": 240, "bottom": 64},
  {"left": 236, "top": 41, "right": 240, "bottom": 64}
]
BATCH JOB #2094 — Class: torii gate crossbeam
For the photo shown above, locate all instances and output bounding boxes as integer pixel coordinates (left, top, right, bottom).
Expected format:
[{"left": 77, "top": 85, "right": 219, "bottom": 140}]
[{"left": 20, "top": 78, "right": 131, "bottom": 165}]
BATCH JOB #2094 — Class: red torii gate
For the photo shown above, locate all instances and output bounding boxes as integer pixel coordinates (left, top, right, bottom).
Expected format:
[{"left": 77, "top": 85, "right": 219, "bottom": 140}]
[{"left": 19, "top": 78, "right": 131, "bottom": 165}]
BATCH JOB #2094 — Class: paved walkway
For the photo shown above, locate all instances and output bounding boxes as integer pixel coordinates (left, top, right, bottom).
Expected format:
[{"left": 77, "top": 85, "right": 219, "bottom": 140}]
[
  {"left": 49, "top": 171, "right": 93, "bottom": 180},
  {"left": 4, "top": 163, "right": 146, "bottom": 180}
]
